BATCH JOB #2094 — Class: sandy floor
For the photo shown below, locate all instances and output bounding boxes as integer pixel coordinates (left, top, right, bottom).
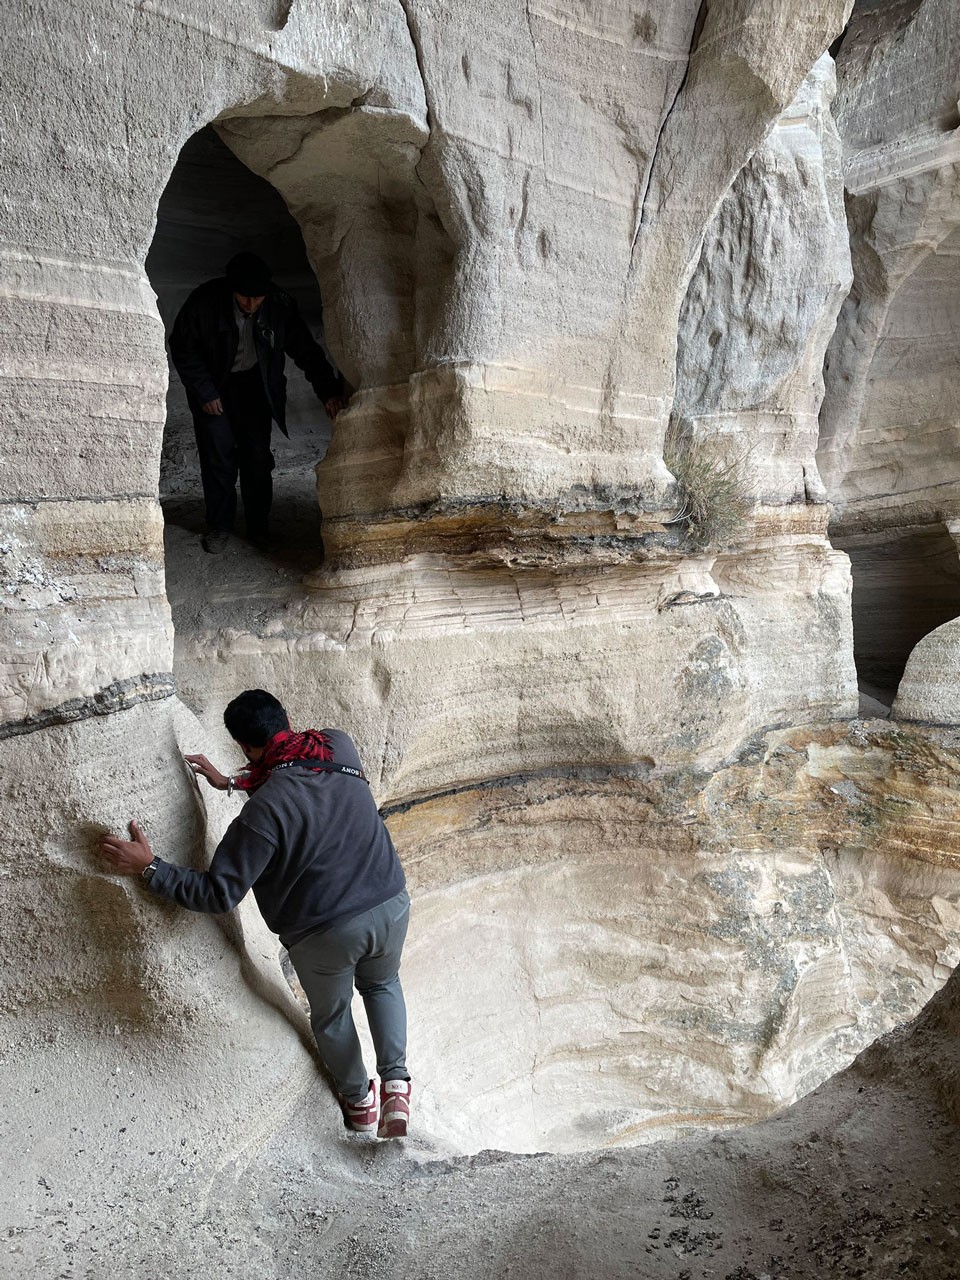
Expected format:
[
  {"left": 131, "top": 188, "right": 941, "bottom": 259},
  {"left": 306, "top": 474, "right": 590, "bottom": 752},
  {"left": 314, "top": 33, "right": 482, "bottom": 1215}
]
[
  {"left": 160, "top": 413, "right": 332, "bottom": 666},
  {"left": 11, "top": 989, "right": 960, "bottom": 1278}
]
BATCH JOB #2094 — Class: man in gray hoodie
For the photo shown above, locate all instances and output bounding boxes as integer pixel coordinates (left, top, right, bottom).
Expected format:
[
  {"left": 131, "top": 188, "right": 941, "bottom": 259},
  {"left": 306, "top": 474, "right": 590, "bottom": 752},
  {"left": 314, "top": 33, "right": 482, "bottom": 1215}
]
[{"left": 101, "top": 689, "right": 412, "bottom": 1139}]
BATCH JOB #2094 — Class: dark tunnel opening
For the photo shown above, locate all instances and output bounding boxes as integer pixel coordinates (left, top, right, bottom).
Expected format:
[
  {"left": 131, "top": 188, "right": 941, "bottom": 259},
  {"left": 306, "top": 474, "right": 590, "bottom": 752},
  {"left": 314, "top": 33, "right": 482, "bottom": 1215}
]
[
  {"left": 832, "top": 522, "right": 960, "bottom": 711},
  {"left": 145, "top": 124, "right": 336, "bottom": 578}
]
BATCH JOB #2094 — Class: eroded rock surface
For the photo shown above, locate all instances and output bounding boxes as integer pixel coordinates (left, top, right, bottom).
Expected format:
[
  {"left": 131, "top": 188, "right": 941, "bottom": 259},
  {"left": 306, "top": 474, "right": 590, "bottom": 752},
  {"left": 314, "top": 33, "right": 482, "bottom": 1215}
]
[
  {"left": 675, "top": 54, "right": 851, "bottom": 508},
  {"left": 0, "top": 698, "right": 319, "bottom": 1227},
  {"left": 393, "top": 720, "right": 960, "bottom": 1152},
  {"left": 4, "top": 1, "right": 960, "bottom": 1277},
  {"left": 819, "top": 0, "right": 960, "bottom": 707}
]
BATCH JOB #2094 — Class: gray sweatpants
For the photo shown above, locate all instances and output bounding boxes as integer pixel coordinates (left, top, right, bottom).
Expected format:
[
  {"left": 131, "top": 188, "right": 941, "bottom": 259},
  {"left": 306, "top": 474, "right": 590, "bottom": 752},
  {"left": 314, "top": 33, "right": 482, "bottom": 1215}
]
[{"left": 287, "top": 889, "right": 410, "bottom": 1102}]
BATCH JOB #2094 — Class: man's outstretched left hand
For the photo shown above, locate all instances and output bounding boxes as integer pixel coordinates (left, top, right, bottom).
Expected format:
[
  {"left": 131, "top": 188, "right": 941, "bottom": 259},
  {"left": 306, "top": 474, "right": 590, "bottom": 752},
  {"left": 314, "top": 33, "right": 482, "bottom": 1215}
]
[{"left": 102, "top": 820, "right": 154, "bottom": 875}]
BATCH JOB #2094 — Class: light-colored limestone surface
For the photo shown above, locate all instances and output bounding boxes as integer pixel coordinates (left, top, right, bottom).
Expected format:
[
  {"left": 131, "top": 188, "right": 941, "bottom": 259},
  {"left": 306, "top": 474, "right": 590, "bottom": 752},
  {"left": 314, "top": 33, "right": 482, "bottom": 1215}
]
[
  {"left": 217, "top": 0, "right": 854, "bottom": 549},
  {"left": 675, "top": 54, "right": 851, "bottom": 508},
  {"left": 394, "top": 721, "right": 960, "bottom": 1153},
  {"left": 894, "top": 613, "right": 960, "bottom": 722},
  {"left": 6, "top": 0, "right": 960, "bottom": 1277},
  {"left": 170, "top": 538, "right": 855, "bottom": 794},
  {"left": 818, "top": 0, "right": 960, "bottom": 711},
  {"left": 0, "top": 698, "right": 320, "bottom": 1227}
]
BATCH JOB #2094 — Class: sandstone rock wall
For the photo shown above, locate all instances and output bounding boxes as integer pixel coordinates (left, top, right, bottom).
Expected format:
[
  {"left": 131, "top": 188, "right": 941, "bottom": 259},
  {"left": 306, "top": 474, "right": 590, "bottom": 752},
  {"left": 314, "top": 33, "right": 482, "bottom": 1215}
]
[
  {"left": 675, "top": 54, "right": 850, "bottom": 509},
  {"left": 1, "top": 0, "right": 856, "bottom": 739},
  {"left": 0, "top": 0, "right": 433, "bottom": 1220},
  {"left": 819, "top": 0, "right": 960, "bottom": 707},
  {"left": 12, "top": 0, "right": 960, "bottom": 1254},
  {"left": 0, "top": 697, "right": 318, "bottom": 1222},
  {"left": 396, "top": 721, "right": 960, "bottom": 1151}
]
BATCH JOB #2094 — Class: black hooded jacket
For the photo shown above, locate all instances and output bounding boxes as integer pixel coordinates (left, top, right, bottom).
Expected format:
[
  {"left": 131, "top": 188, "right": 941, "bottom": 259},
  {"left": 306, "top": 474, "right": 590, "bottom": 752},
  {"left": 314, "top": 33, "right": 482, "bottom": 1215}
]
[{"left": 169, "top": 278, "right": 341, "bottom": 435}]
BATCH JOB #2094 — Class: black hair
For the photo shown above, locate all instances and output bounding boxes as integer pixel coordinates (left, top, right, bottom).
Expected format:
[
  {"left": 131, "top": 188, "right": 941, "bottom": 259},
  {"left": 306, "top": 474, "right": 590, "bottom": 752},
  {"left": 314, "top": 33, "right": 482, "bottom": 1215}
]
[
  {"left": 223, "top": 689, "right": 290, "bottom": 746},
  {"left": 225, "top": 251, "right": 272, "bottom": 296}
]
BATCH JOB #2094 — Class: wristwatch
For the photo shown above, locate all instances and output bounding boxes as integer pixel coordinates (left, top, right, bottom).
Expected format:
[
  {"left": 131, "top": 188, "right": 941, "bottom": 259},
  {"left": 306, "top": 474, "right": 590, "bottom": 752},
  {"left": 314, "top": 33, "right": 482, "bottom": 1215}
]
[{"left": 142, "top": 856, "right": 161, "bottom": 884}]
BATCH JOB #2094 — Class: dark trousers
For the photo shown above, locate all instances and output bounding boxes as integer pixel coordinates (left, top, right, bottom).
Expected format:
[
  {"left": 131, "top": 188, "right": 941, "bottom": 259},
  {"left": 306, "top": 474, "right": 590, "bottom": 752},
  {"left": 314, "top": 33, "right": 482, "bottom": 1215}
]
[{"left": 193, "top": 368, "right": 275, "bottom": 534}]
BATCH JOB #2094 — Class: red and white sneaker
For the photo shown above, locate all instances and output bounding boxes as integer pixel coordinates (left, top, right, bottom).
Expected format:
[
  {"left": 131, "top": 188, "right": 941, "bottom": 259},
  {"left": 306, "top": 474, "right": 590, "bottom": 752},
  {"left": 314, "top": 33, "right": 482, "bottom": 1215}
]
[
  {"left": 378, "top": 1078, "right": 412, "bottom": 1139},
  {"left": 338, "top": 1081, "right": 378, "bottom": 1135}
]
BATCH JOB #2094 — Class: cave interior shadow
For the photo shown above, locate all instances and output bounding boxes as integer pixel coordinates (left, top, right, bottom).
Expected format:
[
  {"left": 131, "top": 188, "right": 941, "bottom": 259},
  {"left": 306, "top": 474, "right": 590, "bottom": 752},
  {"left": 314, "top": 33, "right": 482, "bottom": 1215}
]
[{"left": 146, "top": 124, "right": 335, "bottom": 579}]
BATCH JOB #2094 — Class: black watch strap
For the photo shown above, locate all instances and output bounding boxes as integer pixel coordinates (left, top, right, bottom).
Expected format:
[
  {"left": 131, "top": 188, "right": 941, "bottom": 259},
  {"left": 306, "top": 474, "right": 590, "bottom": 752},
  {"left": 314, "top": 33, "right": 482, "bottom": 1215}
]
[{"left": 142, "top": 856, "right": 161, "bottom": 883}]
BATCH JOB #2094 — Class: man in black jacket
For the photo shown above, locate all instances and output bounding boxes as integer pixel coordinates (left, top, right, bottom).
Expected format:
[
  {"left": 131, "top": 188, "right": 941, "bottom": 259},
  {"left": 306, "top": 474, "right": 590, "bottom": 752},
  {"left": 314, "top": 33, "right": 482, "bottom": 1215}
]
[
  {"left": 169, "top": 252, "right": 344, "bottom": 553},
  {"left": 100, "top": 689, "right": 413, "bottom": 1139}
]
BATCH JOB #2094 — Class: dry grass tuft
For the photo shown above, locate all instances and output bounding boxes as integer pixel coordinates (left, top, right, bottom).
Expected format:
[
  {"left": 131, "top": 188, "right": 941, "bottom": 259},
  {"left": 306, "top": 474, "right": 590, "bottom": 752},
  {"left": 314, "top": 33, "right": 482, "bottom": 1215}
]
[{"left": 664, "top": 426, "right": 752, "bottom": 549}]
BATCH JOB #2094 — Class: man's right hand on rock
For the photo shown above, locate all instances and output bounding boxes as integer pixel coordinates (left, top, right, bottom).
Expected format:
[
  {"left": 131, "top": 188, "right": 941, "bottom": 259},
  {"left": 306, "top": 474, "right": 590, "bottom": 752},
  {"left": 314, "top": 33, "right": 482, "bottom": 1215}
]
[{"left": 185, "top": 753, "right": 230, "bottom": 790}]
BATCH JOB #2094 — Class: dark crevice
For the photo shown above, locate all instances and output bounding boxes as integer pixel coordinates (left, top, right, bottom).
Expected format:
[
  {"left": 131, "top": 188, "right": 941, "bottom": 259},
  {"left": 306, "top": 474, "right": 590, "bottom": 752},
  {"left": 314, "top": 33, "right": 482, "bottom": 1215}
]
[
  {"left": 832, "top": 521, "right": 960, "bottom": 693},
  {"left": 828, "top": 22, "right": 850, "bottom": 60},
  {"left": 274, "top": 0, "right": 295, "bottom": 31},
  {"left": 378, "top": 760, "right": 659, "bottom": 819},
  {"left": 147, "top": 125, "right": 332, "bottom": 518}
]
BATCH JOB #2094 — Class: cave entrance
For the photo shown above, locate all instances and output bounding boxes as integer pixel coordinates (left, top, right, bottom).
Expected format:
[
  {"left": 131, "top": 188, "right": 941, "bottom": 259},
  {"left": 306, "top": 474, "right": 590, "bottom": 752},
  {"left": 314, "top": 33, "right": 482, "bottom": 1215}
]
[
  {"left": 145, "top": 125, "right": 334, "bottom": 592},
  {"left": 831, "top": 522, "right": 960, "bottom": 711}
]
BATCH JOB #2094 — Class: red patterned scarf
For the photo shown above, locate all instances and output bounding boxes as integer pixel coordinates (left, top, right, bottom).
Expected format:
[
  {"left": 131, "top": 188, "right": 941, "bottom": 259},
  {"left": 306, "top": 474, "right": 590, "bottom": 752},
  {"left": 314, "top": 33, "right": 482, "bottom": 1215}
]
[{"left": 234, "top": 728, "right": 333, "bottom": 794}]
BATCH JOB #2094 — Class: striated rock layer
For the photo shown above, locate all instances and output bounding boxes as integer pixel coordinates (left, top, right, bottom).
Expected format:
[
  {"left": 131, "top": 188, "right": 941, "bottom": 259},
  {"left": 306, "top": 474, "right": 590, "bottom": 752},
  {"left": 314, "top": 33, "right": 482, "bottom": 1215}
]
[
  {"left": 394, "top": 719, "right": 960, "bottom": 1152},
  {"left": 6, "top": 1, "right": 960, "bottom": 1275},
  {"left": 819, "top": 0, "right": 960, "bottom": 707}
]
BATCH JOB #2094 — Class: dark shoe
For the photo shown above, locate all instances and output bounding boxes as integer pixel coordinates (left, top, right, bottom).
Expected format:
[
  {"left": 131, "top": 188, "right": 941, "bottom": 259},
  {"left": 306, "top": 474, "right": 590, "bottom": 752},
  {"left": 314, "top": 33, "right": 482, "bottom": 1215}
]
[
  {"left": 247, "top": 526, "right": 274, "bottom": 552},
  {"left": 201, "top": 530, "right": 230, "bottom": 554},
  {"left": 338, "top": 1081, "right": 378, "bottom": 1135},
  {"left": 377, "top": 1078, "right": 411, "bottom": 1139}
]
